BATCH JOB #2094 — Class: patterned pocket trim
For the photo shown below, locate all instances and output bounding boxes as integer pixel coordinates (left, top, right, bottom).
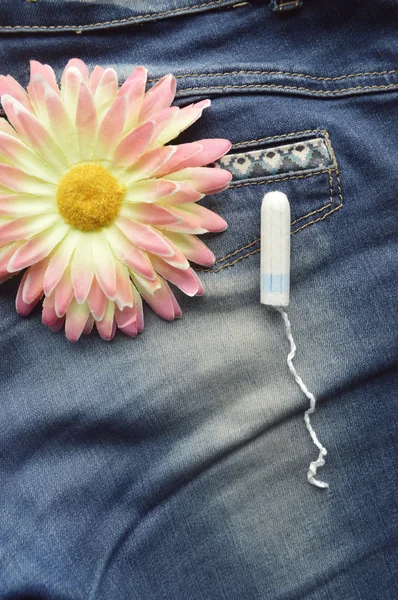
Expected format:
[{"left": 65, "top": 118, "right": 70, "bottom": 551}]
[{"left": 215, "top": 136, "right": 334, "bottom": 182}]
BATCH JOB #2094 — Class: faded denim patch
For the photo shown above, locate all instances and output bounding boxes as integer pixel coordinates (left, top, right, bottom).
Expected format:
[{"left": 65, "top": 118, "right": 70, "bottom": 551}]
[{"left": 216, "top": 137, "right": 334, "bottom": 181}]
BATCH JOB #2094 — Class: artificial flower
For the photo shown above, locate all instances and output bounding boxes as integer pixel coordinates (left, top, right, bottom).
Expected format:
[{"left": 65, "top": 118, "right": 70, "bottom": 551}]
[{"left": 0, "top": 59, "right": 231, "bottom": 341}]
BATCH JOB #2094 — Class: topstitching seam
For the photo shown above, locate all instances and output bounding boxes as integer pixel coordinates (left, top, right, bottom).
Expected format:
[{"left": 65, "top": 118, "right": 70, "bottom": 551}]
[
  {"left": 0, "top": 0, "right": 228, "bottom": 30},
  {"left": 178, "top": 83, "right": 398, "bottom": 95},
  {"left": 148, "top": 69, "right": 398, "bottom": 83},
  {"left": 231, "top": 129, "right": 325, "bottom": 149}
]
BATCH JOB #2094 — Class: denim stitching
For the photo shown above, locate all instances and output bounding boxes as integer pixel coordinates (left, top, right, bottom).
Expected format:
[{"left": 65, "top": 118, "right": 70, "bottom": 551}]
[
  {"left": 194, "top": 168, "right": 343, "bottom": 272},
  {"left": 230, "top": 168, "right": 332, "bottom": 188},
  {"left": 148, "top": 69, "right": 398, "bottom": 83},
  {"left": 231, "top": 129, "right": 325, "bottom": 149},
  {"left": 0, "top": 0, "right": 230, "bottom": 30},
  {"left": 178, "top": 83, "right": 398, "bottom": 95}
]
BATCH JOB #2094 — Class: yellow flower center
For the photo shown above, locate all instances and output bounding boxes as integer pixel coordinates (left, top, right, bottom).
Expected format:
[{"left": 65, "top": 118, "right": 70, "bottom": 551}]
[{"left": 56, "top": 163, "right": 125, "bottom": 231}]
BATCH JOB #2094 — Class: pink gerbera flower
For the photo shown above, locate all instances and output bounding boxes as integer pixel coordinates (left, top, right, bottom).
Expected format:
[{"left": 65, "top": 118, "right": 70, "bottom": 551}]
[{"left": 0, "top": 59, "right": 231, "bottom": 341}]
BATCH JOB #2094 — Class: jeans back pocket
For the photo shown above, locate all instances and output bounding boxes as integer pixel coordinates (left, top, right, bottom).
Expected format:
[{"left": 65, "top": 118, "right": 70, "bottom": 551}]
[{"left": 196, "top": 129, "right": 343, "bottom": 273}]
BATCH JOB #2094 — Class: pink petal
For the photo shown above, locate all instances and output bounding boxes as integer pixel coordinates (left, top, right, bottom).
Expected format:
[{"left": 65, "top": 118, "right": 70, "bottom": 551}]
[
  {"left": 124, "top": 179, "right": 179, "bottom": 203},
  {"left": 119, "top": 66, "right": 148, "bottom": 97},
  {"left": 92, "top": 232, "right": 117, "bottom": 299},
  {"left": 172, "top": 138, "right": 231, "bottom": 169},
  {"left": 121, "top": 146, "right": 176, "bottom": 183},
  {"left": 119, "top": 69, "right": 146, "bottom": 134},
  {"left": 120, "top": 203, "right": 182, "bottom": 227},
  {"left": 43, "top": 231, "right": 77, "bottom": 296},
  {"left": 44, "top": 87, "right": 79, "bottom": 163},
  {"left": 54, "top": 268, "right": 74, "bottom": 318},
  {"left": 131, "top": 283, "right": 144, "bottom": 332},
  {"left": 21, "top": 256, "right": 50, "bottom": 304},
  {"left": 115, "top": 306, "right": 138, "bottom": 338},
  {"left": 87, "top": 277, "right": 107, "bottom": 320},
  {"left": 164, "top": 232, "right": 215, "bottom": 267},
  {"left": 0, "top": 273, "right": 13, "bottom": 284},
  {"left": 76, "top": 82, "right": 98, "bottom": 159},
  {"left": 157, "top": 181, "right": 203, "bottom": 205},
  {"left": 132, "top": 271, "right": 162, "bottom": 294},
  {"left": 0, "top": 117, "right": 18, "bottom": 138},
  {"left": 0, "top": 193, "right": 54, "bottom": 222},
  {"left": 115, "top": 216, "right": 174, "bottom": 257},
  {"left": 27, "top": 73, "right": 51, "bottom": 124},
  {"left": 95, "top": 94, "right": 127, "bottom": 159},
  {"left": 0, "top": 75, "right": 32, "bottom": 112},
  {"left": 167, "top": 285, "right": 183, "bottom": 317},
  {"left": 16, "top": 270, "right": 42, "bottom": 316},
  {"left": 114, "top": 260, "right": 134, "bottom": 309},
  {"left": 139, "top": 74, "right": 176, "bottom": 123},
  {"left": 42, "top": 293, "right": 60, "bottom": 327},
  {"left": 0, "top": 213, "right": 58, "bottom": 246},
  {"left": 7, "top": 222, "right": 69, "bottom": 272},
  {"left": 167, "top": 166, "right": 232, "bottom": 194},
  {"left": 0, "top": 131, "right": 58, "bottom": 183},
  {"left": 154, "top": 206, "right": 207, "bottom": 234},
  {"left": 83, "top": 314, "right": 94, "bottom": 335},
  {"left": 156, "top": 99, "right": 211, "bottom": 146},
  {"left": 134, "top": 276, "right": 176, "bottom": 321},
  {"left": 154, "top": 142, "right": 203, "bottom": 178},
  {"left": 112, "top": 120, "right": 156, "bottom": 168},
  {"left": 114, "top": 304, "right": 136, "bottom": 328},
  {"left": 155, "top": 237, "right": 189, "bottom": 270},
  {"left": 94, "top": 68, "right": 118, "bottom": 115},
  {"left": 1, "top": 96, "right": 67, "bottom": 170},
  {"left": 71, "top": 237, "right": 94, "bottom": 304},
  {"left": 0, "top": 241, "right": 24, "bottom": 276},
  {"left": 0, "top": 163, "right": 52, "bottom": 195},
  {"left": 119, "top": 66, "right": 147, "bottom": 133},
  {"left": 88, "top": 66, "right": 105, "bottom": 94},
  {"left": 171, "top": 203, "right": 228, "bottom": 233},
  {"left": 63, "top": 59, "right": 89, "bottom": 83},
  {"left": 105, "top": 225, "right": 156, "bottom": 280},
  {"left": 65, "top": 299, "right": 90, "bottom": 343},
  {"left": 149, "top": 106, "right": 179, "bottom": 144},
  {"left": 60, "top": 66, "right": 82, "bottom": 121},
  {"left": 150, "top": 255, "right": 200, "bottom": 297},
  {"left": 95, "top": 300, "right": 115, "bottom": 341},
  {"left": 49, "top": 316, "right": 65, "bottom": 333},
  {"left": 30, "top": 61, "right": 59, "bottom": 94}
]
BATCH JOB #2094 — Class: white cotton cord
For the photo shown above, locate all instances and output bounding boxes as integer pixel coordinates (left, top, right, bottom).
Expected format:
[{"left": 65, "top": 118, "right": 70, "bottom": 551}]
[{"left": 275, "top": 307, "right": 329, "bottom": 489}]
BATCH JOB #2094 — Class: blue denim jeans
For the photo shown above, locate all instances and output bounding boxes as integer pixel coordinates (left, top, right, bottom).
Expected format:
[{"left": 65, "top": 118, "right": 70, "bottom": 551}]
[{"left": 1, "top": 1, "right": 397, "bottom": 598}]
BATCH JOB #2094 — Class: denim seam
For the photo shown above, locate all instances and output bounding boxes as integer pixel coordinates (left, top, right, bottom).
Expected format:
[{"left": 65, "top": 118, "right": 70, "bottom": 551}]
[
  {"left": 232, "top": 129, "right": 330, "bottom": 149},
  {"left": 148, "top": 69, "right": 398, "bottom": 83},
  {"left": 178, "top": 83, "right": 398, "bottom": 95},
  {"left": 194, "top": 167, "right": 343, "bottom": 272},
  {"left": 0, "top": 0, "right": 231, "bottom": 30},
  {"left": 277, "top": 1, "right": 302, "bottom": 8}
]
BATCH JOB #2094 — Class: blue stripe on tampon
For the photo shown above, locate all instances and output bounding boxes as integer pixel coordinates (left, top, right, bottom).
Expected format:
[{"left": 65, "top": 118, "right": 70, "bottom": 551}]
[{"left": 261, "top": 273, "right": 290, "bottom": 293}]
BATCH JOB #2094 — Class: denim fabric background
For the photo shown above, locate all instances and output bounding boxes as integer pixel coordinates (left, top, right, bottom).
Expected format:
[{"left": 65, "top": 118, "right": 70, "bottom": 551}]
[{"left": 0, "top": 1, "right": 397, "bottom": 599}]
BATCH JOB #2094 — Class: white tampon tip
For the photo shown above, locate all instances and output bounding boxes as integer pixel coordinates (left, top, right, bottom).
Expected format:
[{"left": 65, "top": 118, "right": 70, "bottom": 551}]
[{"left": 260, "top": 191, "right": 291, "bottom": 306}]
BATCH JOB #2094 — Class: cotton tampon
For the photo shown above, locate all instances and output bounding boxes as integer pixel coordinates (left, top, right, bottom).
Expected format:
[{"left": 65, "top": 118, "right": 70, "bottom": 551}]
[
  {"left": 260, "top": 190, "right": 329, "bottom": 488},
  {"left": 260, "top": 191, "right": 290, "bottom": 307}
]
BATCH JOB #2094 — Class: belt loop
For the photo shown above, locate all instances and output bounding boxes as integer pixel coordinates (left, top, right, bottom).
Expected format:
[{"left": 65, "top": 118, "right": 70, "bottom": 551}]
[{"left": 269, "top": 0, "right": 303, "bottom": 13}]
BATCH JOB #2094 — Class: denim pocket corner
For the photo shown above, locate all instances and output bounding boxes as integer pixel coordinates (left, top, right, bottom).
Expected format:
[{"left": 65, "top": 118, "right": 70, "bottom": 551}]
[{"left": 195, "top": 129, "right": 343, "bottom": 273}]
